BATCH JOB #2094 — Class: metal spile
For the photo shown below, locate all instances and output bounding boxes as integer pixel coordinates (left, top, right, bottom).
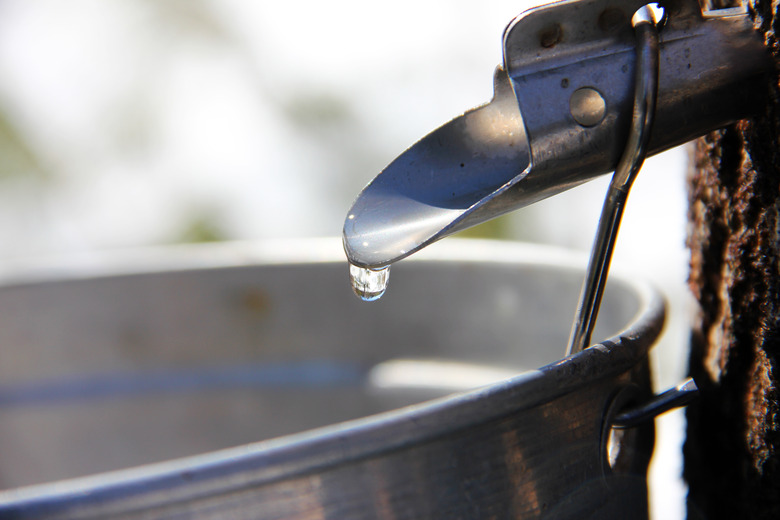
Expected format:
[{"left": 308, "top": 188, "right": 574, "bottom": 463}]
[{"left": 343, "top": 0, "right": 773, "bottom": 269}]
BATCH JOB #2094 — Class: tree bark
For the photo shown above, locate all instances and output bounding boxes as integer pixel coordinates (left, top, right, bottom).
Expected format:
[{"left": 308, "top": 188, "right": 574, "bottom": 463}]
[{"left": 685, "top": 1, "right": 780, "bottom": 518}]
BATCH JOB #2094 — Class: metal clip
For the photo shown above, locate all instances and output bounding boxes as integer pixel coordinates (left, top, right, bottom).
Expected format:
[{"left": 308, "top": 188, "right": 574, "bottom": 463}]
[
  {"left": 567, "top": 5, "right": 660, "bottom": 354},
  {"left": 612, "top": 377, "right": 699, "bottom": 429}
]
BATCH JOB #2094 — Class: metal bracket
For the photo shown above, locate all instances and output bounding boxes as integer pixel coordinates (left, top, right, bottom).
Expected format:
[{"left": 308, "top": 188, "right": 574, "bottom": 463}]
[{"left": 502, "top": 0, "right": 772, "bottom": 193}]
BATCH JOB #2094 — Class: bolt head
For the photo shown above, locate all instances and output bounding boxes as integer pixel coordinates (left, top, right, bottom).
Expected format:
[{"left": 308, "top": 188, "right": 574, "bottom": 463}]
[{"left": 570, "top": 87, "right": 606, "bottom": 127}]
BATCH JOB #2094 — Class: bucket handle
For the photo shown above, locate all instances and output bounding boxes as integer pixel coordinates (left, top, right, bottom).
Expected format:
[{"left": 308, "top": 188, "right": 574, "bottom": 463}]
[{"left": 611, "top": 377, "right": 698, "bottom": 429}]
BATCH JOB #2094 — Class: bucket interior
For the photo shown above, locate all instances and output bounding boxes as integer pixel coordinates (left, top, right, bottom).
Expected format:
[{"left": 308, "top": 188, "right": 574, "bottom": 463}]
[{"left": 0, "top": 252, "right": 641, "bottom": 488}]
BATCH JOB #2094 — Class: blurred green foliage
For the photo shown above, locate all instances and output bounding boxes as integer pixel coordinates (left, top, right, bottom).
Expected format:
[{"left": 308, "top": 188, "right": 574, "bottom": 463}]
[
  {"left": 0, "top": 107, "right": 48, "bottom": 181},
  {"left": 282, "top": 92, "right": 354, "bottom": 129},
  {"left": 175, "top": 210, "right": 228, "bottom": 243},
  {"left": 0, "top": 0, "right": 530, "bottom": 251},
  {"left": 141, "top": 0, "right": 231, "bottom": 43},
  {"left": 454, "top": 214, "right": 513, "bottom": 240}
]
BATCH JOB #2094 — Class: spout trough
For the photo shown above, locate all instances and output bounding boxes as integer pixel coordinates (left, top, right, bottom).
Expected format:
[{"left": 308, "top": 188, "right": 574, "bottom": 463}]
[{"left": 343, "top": 69, "right": 531, "bottom": 268}]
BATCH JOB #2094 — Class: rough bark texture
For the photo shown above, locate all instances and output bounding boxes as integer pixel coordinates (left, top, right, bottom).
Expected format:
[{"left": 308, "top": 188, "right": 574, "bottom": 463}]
[{"left": 685, "top": 1, "right": 780, "bottom": 518}]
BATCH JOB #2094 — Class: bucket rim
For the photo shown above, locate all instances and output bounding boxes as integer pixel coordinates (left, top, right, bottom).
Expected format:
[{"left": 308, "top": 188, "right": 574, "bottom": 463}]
[{"left": 0, "top": 238, "right": 665, "bottom": 516}]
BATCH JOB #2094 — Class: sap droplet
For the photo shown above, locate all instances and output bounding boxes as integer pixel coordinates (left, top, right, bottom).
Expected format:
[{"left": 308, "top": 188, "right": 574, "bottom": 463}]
[{"left": 349, "top": 263, "right": 390, "bottom": 302}]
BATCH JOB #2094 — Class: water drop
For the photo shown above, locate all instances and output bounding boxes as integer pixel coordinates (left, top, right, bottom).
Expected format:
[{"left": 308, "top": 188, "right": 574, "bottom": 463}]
[{"left": 349, "top": 263, "right": 390, "bottom": 301}]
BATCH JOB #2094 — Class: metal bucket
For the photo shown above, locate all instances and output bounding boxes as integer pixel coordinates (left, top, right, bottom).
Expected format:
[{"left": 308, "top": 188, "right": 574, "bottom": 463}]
[{"left": 0, "top": 239, "right": 663, "bottom": 519}]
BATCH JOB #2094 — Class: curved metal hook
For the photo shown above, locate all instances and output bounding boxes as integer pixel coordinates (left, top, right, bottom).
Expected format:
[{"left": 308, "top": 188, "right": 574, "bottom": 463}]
[
  {"left": 567, "top": 8, "right": 660, "bottom": 355},
  {"left": 612, "top": 377, "right": 699, "bottom": 429}
]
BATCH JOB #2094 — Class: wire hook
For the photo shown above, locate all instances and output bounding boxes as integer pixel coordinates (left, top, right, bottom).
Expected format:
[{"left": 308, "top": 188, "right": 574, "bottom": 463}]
[{"left": 567, "top": 6, "right": 661, "bottom": 355}]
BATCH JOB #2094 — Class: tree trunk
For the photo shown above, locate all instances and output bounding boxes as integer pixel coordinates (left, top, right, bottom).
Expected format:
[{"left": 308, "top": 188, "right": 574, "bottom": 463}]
[{"left": 685, "top": 1, "right": 780, "bottom": 518}]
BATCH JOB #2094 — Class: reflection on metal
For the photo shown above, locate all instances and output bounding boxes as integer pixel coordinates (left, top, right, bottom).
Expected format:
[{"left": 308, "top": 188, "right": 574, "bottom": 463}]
[
  {"left": 567, "top": 8, "right": 660, "bottom": 355},
  {"left": 368, "top": 358, "right": 520, "bottom": 391}
]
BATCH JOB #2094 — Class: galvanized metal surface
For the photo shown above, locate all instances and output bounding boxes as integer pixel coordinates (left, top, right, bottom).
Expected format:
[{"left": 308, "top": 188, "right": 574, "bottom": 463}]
[{"left": 0, "top": 239, "right": 663, "bottom": 518}]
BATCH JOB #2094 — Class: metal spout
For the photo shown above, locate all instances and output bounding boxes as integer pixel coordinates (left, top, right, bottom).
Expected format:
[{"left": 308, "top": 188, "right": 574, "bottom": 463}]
[
  {"left": 343, "top": 68, "right": 531, "bottom": 269},
  {"left": 343, "top": 0, "right": 772, "bottom": 269}
]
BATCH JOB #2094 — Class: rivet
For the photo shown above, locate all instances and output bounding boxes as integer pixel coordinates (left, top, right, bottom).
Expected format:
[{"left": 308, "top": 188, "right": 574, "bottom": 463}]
[
  {"left": 598, "top": 8, "right": 626, "bottom": 32},
  {"left": 540, "top": 24, "right": 563, "bottom": 48},
  {"left": 570, "top": 87, "right": 607, "bottom": 127}
]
